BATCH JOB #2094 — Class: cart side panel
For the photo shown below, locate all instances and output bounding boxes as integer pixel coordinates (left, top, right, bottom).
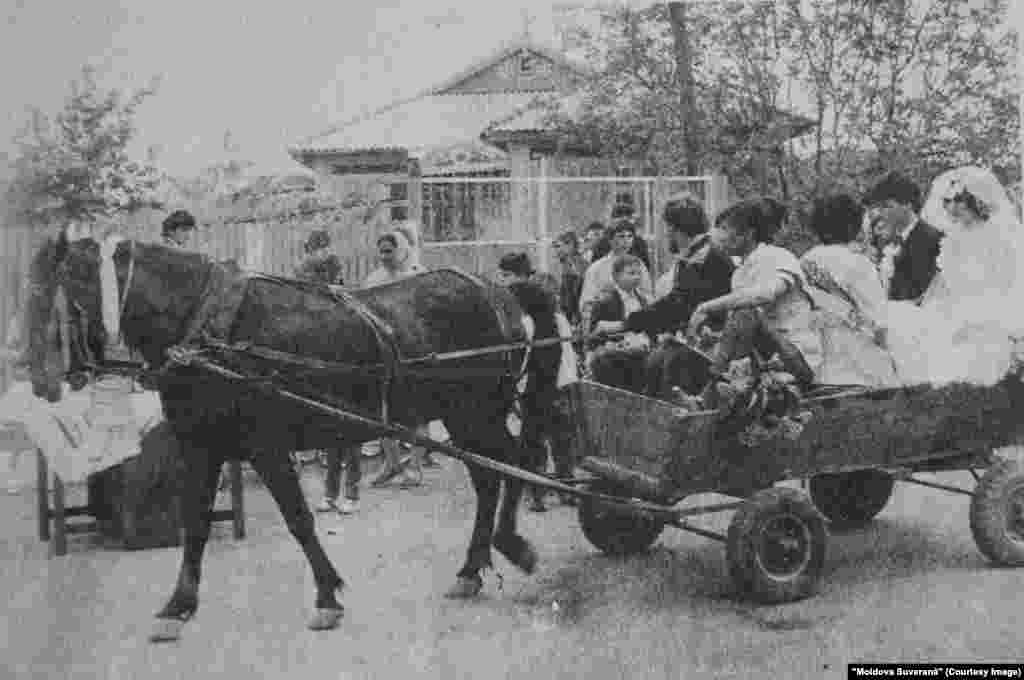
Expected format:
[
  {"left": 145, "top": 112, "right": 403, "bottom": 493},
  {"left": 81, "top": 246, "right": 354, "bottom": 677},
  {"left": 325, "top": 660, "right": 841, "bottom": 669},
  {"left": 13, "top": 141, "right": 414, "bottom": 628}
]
[
  {"left": 570, "top": 378, "right": 1024, "bottom": 500},
  {"left": 674, "top": 379, "right": 1024, "bottom": 495},
  {"left": 567, "top": 380, "right": 717, "bottom": 484}
]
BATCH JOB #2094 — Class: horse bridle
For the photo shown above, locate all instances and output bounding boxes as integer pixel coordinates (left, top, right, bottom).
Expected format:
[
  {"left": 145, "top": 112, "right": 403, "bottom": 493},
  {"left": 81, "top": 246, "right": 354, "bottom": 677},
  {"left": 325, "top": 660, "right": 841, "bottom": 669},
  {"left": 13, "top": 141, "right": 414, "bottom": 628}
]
[{"left": 50, "top": 238, "right": 138, "bottom": 385}]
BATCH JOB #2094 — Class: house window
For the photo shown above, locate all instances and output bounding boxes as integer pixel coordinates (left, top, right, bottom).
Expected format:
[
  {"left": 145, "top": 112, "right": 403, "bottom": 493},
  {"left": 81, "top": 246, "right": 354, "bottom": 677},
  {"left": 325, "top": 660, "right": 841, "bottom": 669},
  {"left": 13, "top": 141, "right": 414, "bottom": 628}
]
[
  {"left": 389, "top": 182, "right": 408, "bottom": 202},
  {"left": 614, "top": 192, "right": 636, "bottom": 208},
  {"left": 390, "top": 205, "right": 408, "bottom": 222},
  {"left": 421, "top": 171, "right": 510, "bottom": 242},
  {"left": 519, "top": 52, "right": 535, "bottom": 76}
]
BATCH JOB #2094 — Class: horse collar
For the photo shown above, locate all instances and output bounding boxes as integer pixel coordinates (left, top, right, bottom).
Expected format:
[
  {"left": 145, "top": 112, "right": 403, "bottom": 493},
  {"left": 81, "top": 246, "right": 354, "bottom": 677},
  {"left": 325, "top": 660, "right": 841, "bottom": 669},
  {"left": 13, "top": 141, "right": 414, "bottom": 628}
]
[{"left": 92, "top": 237, "right": 137, "bottom": 364}]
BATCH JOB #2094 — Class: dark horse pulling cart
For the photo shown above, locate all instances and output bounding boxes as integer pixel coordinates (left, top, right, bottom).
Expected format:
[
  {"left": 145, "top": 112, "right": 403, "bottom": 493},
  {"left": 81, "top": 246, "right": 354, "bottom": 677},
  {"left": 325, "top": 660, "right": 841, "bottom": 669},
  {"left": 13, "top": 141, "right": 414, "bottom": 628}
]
[
  {"left": 21, "top": 231, "right": 1024, "bottom": 641},
  {"left": 177, "top": 352, "right": 1024, "bottom": 605},
  {"left": 165, "top": 312, "right": 1024, "bottom": 607}
]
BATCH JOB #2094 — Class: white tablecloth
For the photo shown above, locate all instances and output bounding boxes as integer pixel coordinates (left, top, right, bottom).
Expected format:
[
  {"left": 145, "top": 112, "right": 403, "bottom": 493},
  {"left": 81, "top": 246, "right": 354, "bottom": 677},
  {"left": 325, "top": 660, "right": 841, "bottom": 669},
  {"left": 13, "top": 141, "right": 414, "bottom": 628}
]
[{"left": 0, "top": 378, "right": 163, "bottom": 484}]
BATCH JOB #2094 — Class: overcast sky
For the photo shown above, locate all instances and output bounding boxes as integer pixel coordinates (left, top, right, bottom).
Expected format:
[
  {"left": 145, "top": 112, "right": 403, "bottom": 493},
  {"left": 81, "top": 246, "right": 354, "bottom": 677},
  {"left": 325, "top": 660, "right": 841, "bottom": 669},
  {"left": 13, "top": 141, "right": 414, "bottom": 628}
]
[
  {"left": 0, "top": 0, "right": 1018, "bottom": 180},
  {"left": 0, "top": 0, "right": 635, "bottom": 178}
]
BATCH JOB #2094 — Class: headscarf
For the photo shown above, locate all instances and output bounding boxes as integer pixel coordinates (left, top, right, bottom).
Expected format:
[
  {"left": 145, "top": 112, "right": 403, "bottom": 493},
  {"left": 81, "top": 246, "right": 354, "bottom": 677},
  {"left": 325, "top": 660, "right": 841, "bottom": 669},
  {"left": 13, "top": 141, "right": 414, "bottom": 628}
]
[{"left": 392, "top": 220, "right": 422, "bottom": 270}]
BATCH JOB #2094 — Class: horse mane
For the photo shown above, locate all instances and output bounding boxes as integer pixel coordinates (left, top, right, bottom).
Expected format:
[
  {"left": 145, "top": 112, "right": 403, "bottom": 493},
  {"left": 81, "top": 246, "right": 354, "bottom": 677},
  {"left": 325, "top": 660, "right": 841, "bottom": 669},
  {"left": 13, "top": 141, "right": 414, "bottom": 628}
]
[{"left": 120, "top": 240, "right": 213, "bottom": 315}]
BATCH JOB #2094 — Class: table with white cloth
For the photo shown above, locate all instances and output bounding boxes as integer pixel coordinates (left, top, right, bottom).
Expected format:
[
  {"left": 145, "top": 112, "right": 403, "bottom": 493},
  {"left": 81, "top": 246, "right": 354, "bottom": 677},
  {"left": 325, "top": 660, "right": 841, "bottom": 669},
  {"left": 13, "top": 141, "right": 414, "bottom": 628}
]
[{"left": 0, "top": 378, "right": 245, "bottom": 555}]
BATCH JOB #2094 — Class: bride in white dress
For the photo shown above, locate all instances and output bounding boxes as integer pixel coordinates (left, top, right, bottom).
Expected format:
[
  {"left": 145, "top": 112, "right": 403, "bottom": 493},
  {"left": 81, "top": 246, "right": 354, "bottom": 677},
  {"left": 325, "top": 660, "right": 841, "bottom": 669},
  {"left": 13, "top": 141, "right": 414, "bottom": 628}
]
[{"left": 885, "top": 166, "right": 1024, "bottom": 387}]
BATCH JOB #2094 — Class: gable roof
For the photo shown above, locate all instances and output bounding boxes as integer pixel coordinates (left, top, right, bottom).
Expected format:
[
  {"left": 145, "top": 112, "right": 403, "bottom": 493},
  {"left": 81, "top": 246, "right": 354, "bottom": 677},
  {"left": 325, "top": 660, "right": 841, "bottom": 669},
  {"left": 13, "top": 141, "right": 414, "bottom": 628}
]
[
  {"left": 289, "top": 40, "right": 592, "bottom": 159},
  {"left": 290, "top": 92, "right": 546, "bottom": 157},
  {"left": 428, "top": 39, "right": 594, "bottom": 95}
]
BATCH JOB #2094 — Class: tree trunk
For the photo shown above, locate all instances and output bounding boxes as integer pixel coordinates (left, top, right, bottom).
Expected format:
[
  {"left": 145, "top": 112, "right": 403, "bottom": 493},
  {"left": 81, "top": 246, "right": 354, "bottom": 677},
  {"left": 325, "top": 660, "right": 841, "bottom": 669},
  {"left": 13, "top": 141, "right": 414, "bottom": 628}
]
[{"left": 668, "top": 1, "right": 700, "bottom": 176}]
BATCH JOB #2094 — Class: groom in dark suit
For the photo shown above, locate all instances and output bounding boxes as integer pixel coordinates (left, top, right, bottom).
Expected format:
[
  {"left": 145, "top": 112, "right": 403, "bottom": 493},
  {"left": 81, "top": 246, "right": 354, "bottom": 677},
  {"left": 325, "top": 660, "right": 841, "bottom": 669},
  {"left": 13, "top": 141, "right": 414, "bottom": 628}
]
[{"left": 863, "top": 171, "right": 944, "bottom": 303}]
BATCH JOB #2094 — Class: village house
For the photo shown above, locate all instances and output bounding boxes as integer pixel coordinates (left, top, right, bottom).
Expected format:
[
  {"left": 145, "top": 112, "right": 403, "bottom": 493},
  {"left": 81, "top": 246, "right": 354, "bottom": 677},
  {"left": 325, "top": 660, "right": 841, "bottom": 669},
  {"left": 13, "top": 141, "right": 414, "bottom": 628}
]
[
  {"left": 288, "top": 38, "right": 814, "bottom": 274},
  {"left": 288, "top": 40, "right": 610, "bottom": 247}
]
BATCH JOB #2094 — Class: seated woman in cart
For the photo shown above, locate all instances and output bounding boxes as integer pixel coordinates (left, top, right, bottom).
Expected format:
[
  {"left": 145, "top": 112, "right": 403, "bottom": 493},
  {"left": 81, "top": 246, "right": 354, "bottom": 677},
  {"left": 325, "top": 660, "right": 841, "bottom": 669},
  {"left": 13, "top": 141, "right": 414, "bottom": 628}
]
[
  {"left": 799, "top": 194, "right": 901, "bottom": 388},
  {"left": 686, "top": 198, "right": 822, "bottom": 401}
]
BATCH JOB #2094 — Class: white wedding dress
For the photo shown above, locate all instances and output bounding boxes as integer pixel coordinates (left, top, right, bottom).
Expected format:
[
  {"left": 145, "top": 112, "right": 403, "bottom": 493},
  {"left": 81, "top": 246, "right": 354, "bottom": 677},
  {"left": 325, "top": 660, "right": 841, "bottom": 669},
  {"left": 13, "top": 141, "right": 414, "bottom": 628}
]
[{"left": 884, "top": 167, "right": 1024, "bottom": 387}]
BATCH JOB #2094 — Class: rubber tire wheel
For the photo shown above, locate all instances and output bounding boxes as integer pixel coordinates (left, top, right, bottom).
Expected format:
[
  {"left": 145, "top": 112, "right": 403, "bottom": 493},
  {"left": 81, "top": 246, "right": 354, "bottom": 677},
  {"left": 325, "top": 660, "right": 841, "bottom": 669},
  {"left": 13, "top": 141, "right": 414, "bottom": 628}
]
[
  {"left": 726, "top": 487, "right": 828, "bottom": 604},
  {"left": 578, "top": 483, "right": 664, "bottom": 556},
  {"left": 969, "top": 454, "right": 1024, "bottom": 566},
  {"left": 808, "top": 470, "right": 895, "bottom": 524}
]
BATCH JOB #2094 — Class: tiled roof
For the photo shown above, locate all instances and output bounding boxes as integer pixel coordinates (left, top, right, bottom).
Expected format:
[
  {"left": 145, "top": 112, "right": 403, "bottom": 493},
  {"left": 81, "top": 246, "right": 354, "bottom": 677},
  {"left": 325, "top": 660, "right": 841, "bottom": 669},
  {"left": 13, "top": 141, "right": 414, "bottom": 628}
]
[
  {"left": 290, "top": 92, "right": 545, "bottom": 156},
  {"left": 486, "top": 93, "right": 581, "bottom": 133},
  {"left": 289, "top": 39, "right": 592, "bottom": 158},
  {"left": 413, "top": 139, "right": 508, "bottom": 176}
]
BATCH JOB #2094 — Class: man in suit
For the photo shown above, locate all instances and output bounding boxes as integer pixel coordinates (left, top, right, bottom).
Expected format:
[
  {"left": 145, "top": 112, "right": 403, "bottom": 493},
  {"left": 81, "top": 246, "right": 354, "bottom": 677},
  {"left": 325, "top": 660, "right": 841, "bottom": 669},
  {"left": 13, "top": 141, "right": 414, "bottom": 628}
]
[
  {"left": 863, "top": 172, "right": 943, "bottom": 303},
  {"left": 589, "top": 254, "right": 650, "bottom": 343}
]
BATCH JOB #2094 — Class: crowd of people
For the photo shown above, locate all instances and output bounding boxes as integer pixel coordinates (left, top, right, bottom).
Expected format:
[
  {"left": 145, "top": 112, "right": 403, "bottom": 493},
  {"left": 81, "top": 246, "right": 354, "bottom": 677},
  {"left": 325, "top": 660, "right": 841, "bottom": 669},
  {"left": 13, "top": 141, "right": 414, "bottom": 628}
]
[
  {"left": 291, "top": 221, "right": 438, "bottom": 516},
  {"left": 292, "top": 165, "right": 1024, "bottom": 516},
  {"left": 570, "top": 166, "right": 1024, "bottom": 403},
  {"left": 13, "top": 165, "right": 1021, "bottom": 515}
]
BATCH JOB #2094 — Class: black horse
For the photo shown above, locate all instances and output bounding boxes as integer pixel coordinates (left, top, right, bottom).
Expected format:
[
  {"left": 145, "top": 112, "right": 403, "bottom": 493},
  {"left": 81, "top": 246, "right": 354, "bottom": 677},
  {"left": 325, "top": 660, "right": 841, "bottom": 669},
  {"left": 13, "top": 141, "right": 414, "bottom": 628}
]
[{"left": 22, "top": 230, "right": 551, "bottom": 641}]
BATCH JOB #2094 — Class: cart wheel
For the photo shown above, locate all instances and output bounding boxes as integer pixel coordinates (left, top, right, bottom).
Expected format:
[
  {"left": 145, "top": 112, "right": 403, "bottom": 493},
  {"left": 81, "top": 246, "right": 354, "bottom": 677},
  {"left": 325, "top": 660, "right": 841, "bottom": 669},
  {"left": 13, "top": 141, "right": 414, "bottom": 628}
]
[
  {"left": 578, "top": 483, "right": 664, "bottom": 556},
  {"left": 969, "top": 454, "right": 1024, "bottom": 567},
  {"left": 727, "top": 487, "right": 827, "bottom": 604},
  {"left": 808, "top": 470, "right": 894, "bottom": 524}
]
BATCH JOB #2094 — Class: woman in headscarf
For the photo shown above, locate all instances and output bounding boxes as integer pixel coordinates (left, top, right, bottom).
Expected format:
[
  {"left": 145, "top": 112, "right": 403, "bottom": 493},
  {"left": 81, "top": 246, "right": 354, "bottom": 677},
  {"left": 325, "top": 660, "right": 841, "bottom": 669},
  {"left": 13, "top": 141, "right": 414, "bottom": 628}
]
[
  {"left": 364, "top": 223, "right": 434, "bottom": 487},
  {"left": 364, "top": 222, "right": 426, "bottom": 287}
]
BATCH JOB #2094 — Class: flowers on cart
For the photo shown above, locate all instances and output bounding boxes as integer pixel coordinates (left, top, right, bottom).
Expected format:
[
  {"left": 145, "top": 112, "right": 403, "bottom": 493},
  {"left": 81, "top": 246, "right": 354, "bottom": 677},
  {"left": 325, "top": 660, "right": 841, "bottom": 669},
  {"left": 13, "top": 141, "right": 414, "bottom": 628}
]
[
  {"left": 667, "top": 356, "right": 813, "bottom": 447},
  {"left": 602, "top": 331, "right": 651, "bottom": 353}
]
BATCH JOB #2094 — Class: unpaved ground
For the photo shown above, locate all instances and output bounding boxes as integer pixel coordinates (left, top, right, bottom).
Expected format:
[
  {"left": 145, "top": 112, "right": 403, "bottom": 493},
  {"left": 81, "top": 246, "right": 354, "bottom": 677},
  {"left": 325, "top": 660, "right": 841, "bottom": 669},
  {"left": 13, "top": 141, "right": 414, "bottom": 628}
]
[{"left": 2, "top": 453, "right": 1023, "bottom": 680}]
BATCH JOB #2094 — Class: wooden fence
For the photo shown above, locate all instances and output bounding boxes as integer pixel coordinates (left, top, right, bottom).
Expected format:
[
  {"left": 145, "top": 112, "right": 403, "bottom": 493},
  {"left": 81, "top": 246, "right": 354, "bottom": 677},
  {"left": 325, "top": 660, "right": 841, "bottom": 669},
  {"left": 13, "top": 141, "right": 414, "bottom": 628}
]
[{"left": 0, "top": 173, "right": 729, "bottom": 394}]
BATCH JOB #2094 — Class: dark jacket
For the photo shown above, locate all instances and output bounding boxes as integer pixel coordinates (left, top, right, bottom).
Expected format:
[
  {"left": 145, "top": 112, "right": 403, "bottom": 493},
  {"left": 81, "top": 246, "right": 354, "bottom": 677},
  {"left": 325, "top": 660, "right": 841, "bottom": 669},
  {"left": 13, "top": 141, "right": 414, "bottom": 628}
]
[
  {"left": 588, "top": 288, "right": 648, "bottom": 350},
  {"left": 591, "top": 234, "right": 652, "bottom": 271},
  {"left": 624, "top": 234, "right": 734, "bottom": 336},
  {"left": 508, "top": 281, "right": 561, "bottom": 396},
  {"left": 555, "top": 254, "right": 586, "bottom": 327},
  {"left": 888, "top": 219, "right": 943, "bottom": 302}
]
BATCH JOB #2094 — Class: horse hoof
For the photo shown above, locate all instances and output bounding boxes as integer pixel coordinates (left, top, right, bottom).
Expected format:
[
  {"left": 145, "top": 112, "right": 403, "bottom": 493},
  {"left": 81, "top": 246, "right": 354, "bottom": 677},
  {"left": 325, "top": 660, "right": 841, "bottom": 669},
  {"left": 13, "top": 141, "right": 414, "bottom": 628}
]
[
  {"left": 494, "top": 535, "right": 539, "bottom": 575},
  {"left": 444, "top": 576, "right": 483, "bottom": 599},
  {"left": 149, "top": 616, "right": 190, "bottom": 643},
  {"left": 514, "top": 543, "right": 539, "bottom": 574},
  {"left": 308, "top": 606, "right": 345, "bottom": 631}
]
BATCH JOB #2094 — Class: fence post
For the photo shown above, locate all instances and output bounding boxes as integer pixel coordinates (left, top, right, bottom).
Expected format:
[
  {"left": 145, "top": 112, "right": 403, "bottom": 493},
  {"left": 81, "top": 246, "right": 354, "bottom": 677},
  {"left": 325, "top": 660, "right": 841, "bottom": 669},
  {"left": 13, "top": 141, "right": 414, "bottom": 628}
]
[
  {"left": 537, "top": 159, "right": 550, "bottom": 273},
  {"left": 644, "top": 179, "right": 658, "bottom": 275},
  {"left": 706, "top": 173, "right": 732, "bottom": 223},
  {"left": 244, "top": 222, "right": 265, "bottom": 272}
]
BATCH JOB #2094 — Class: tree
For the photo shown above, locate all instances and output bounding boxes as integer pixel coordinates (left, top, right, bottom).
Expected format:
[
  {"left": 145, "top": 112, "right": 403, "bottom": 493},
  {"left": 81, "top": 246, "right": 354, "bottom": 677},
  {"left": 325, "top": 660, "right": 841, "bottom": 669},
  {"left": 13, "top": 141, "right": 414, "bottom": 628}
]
[
  {"left": 782, "top": 0, "right": 1019, "bottom": 195},
  {"left": 549, "top": 2, "right": 808, "bottom": 195},
  {"left": 551, "top": 0, "right": 1018, "bottom": 214},
  {"left": 6, "top": 66, "right": 164, "bottom": 226}
]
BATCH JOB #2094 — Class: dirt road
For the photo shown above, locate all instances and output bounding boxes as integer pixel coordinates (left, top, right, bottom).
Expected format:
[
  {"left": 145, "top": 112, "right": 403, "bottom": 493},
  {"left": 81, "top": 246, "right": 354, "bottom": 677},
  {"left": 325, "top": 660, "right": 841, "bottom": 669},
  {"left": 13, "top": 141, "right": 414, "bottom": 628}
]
[{"left": 2, "top": 455, "right": 1023, "bottom": 680}]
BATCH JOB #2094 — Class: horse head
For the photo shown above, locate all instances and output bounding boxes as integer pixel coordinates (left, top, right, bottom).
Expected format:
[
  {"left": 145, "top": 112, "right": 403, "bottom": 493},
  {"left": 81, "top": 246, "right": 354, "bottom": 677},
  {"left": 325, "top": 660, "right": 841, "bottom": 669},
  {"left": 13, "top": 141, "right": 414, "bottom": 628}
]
[{"left": 23, "top": 229, "right": 109, "bottom": 402}]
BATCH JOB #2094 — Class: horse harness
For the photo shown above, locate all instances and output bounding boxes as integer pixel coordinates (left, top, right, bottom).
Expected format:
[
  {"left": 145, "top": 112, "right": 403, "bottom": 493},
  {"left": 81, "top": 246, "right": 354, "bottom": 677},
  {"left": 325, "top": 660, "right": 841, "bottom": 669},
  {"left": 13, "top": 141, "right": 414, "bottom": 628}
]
[{"left": 59, "top": 245, "right": 532, "bottom": 418}]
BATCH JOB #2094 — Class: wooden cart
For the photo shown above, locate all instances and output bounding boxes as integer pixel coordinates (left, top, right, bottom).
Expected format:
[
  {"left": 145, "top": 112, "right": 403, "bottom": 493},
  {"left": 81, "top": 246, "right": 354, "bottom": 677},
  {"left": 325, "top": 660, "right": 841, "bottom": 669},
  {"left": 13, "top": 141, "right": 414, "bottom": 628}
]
[{"left": 566, "top": 377, "right": 1024, "bottom": 604}]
